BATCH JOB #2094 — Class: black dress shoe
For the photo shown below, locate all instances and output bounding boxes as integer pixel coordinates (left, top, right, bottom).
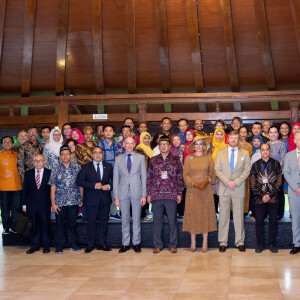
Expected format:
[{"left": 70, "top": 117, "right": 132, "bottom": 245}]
[
  {"left": 255, "top": 244, "right": 264, "bottom": 253},
  {"left": 219, "top": 245, "right": 226, "bottom": 253},
  {"left": 269, "top": 245, "right": 278, "bottom": 253},
  {"left": 133, "top": 244, "right": 141, "bottom": 253},
  {"left": 119, "top": 246, "right": 130, "bottom": 253},
  {"left": 290, "top": 247, "right": 300, "bottom": 254},
  {"left": 97, "top": 245, "right": 112, "bottom": 251},
  {"left": 43, "top": 247, "right": 50, "bottom": 253},
  {"left": 238, "top": 245, "right": 246, "bottom": 252},
  {"left": 26, "top": 247, "right": 39, "bottom": 254},
  {"left": 85, "top": 247, "right": 94, "bottom": 253}
]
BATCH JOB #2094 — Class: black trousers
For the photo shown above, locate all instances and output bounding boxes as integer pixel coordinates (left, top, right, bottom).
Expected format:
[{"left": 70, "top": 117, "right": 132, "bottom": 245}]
[
  {"left": 55, "top": 205, "right": 78, "bottom": 248},
  {"left": 86, "top": 201, "right": 110, "bottom": 248},
  {"left": 27, "top": 208, "right": 50, "bottom": 249},
  {"left": 255, "top": 202, "right": 278, "bottom": 247},
  {"left": 249, "top": 189, "right": 255, "bottom": 217},
  {"left": 214, "top": 194, "right": 219, "bottom": 214},
  {"left": 277, "top": 184, "right": 285, "bottom": 218},
  {"left": 0, "top": 190, "right": 21, "bottom": 230},
  {"left": 177, "top": 188, "right": 186, "bottom": 217}
]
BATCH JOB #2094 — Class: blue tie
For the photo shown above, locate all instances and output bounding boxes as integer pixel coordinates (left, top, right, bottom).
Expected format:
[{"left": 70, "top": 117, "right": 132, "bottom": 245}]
[
  {"left": 230, "top": 149, "right": 235, "bottom": 171},
  {"left": 127, "top": 154, "right": 132, "bottom": 173},
  {"left": 97, "top": 163, "right": 101, "bottom": 180}
]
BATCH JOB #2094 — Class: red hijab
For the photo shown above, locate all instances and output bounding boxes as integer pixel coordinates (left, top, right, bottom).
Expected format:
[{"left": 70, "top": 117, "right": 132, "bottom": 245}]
[
  {"left": 288, "top": 122, "right": 300, "bottom": 152},
  {"left": 183, "top": 129, "right": 196, "bottom": 162}
]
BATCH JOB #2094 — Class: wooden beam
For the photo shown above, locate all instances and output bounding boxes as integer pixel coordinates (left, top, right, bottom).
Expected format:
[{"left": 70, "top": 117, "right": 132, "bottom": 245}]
[
  {"left": 124, "top": 0, "right": 136, "bottom": 93},
  {"left": 21, "top": 0, "right": 37, "bottom": 97},
  {"left": 290, "top": 100, "right": 300, "bottom": 123},
  {"left": 233, "top": 102, "right": 241, "bottom": 111},
  {"left": 254, "top": 0, "right": 276, "bottom": 91},
  {"left": 56, "top": 0, "right": 69, "bottom": 96},
  {"left": 289, "top": 0, "right": 300, "bottom": 55},
  {"left": 153, "top": 0, "right": 171, "bottom": 93},
  {"left": 0, "top": 115, "right": 57, "bottom": 125},
  {"left": 198, "top": 103, "right": 207, "bottom": 112},
  {"left": 164, "top": 103, "right": 172, "bottom": 113},
  {"left": 58, "top": 100, "right": 69, "bottom": 129},
  {"left": 137, "top": 103, "right": 147, "bottom": 122},
  {"left": 70, "top": 113, "right": 139, "bottom": 123},
  {"left": 185, "top": 0, "right": 204, "bottom": 92},
  {"left": 91, "top": 0, "right": 104, "bottom": 94},
  {"left": 220, "top": 0, "right": 239, "bottom": 92},
  {"left": 0, "top": 0, "right": 7, "bottom": 68},
  {"left": 270, "top": 101, "right": 279, "bottom": 111}
]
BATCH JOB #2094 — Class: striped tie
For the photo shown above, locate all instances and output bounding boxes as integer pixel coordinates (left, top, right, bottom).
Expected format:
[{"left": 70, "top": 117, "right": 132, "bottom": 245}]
[{"left": 36, "top": 170, "right": 41, "bottom": 189}]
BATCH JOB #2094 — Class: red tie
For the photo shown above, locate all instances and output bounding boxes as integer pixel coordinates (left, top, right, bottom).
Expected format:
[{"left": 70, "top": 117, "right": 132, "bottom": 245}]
[{"left": 36, "top": 170, "right": 41, "bottom": 189}]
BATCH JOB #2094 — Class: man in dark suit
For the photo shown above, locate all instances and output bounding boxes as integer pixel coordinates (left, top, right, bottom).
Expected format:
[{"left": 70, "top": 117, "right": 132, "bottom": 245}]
[
  {"left": 22, "top": 154, "right": 51, "bottom": 254},
  {"left": 76, "top": 146, "right": 113, "bottom": 253}
]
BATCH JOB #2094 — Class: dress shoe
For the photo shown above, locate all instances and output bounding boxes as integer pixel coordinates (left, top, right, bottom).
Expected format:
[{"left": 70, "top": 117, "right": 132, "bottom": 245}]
[
  {"left": 153, "top": 248, "right": 161, "bottom": 254},
  {"left": 170, "top": 248, "right": 177, "bottom": 254},
  {"left": 85, "top": 247, "right": 94, "bottom": 253},
  {"left": 133, "top": 244, "right": 141, "bottom": 253},
  {"left": 269, "top": 245, "right": 278, "bottom": 253},
  {"left": 55, "top": 247, "right": 63, "bottom": 254},
  {"left": 290, "top": 247, "right": 300, "bottom": 254},
  {"left": 238, "top": 245, "right": 246, "bottom": 252},
  {"left": 43, "top": 247, "right": 50, "bottom": 253},
  {"left": 97, "top": 245, "right": 112, "bottom": 251},
  {"left": 119, "top": 246, "right": 130, "bottom": 253},
  {"left": 26, "top": 247, "right": 39, "bottom": 254},
  {"left": 255, "top": 244, "right": 264, "bottom": 253},
  {"left": 69, "top": 245, "right": 81, "bottom": 252},
  {"left": 219, "top": 245, "right": 226, "bottom": 253}
]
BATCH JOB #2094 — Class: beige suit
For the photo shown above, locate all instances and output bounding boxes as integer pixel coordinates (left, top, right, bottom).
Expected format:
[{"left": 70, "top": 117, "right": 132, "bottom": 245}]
[{"left": 215, "top": 146, "right": 250, "bottom": 247}]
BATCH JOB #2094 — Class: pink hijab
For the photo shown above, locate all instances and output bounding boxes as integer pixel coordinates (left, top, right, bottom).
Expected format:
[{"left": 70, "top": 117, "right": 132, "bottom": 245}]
[
  {"left": 288, "top": 122, "right": 300, "bottom": 152},
  {"left": 72, "top": 128, "right": 85, "bottom": 143}
]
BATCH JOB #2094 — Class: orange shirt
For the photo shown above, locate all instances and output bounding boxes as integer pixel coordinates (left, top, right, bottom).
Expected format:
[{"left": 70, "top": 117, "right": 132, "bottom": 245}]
[{"left": 0, "top": 150, "right": 22, "bottom": 191}]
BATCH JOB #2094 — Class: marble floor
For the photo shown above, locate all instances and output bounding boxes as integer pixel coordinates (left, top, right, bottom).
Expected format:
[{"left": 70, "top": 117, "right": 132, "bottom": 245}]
[{"left": 0, "top": 245, "right": 299, "bottom": 300}]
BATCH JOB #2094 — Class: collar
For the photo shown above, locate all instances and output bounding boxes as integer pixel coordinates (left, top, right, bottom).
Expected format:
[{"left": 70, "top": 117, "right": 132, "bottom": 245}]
[
  {"left": 125, "top": 151, "right": 134, "bottom": 157},
  {"left": 228, "top": 146, "right": 238, "bottom": 151}
]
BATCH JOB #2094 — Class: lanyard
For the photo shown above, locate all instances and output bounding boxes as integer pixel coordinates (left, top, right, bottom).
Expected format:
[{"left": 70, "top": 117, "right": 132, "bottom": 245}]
[
  {"left": 262, "top": 161, "right": 270, "bottom": 173},
  {"left": 162, "top": 156, "right": 169, "bottom": 170}
]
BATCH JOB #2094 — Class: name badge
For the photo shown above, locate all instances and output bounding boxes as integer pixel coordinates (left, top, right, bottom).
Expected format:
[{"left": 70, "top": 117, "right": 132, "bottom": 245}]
[
  {"left": 161, "top": 171, "right": 168, "bottom": 180},
  {"left": 262, "top": 176, "right": 268, "bottom": 184}
]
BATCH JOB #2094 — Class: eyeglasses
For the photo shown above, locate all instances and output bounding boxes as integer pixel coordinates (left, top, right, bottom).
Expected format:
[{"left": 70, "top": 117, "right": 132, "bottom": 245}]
[
  {"left": 3, "top": 141, "right": 12, "bottom": 145},
  {"left": 53, "top": 134, "right": 61, "bottom": 137},
  {"left": 92, "top": 152, "right": 103, "bottom": 155},
  {"left": 34, "top": 160, "right": 43, "bottom": 163},
  {"left": 29, "top": 131, "right": 38, "bottom": 134}
]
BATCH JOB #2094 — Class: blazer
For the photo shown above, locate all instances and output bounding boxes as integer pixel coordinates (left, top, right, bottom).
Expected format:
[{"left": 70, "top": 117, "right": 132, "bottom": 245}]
[
  {"left": 215, "top": 146, "right": 250, "bottom": 197},
  {"left": 22, "top": 168, "right": 52, "bottom": 211},
  {"left": 283, "top": 149, "right": 300, "bottom": 198},
  {"left": 113, "top": 152, "right": 147, "bottom": 201},
  {"left": 76, "top": 161, "right": 113, "bottom": 206}
]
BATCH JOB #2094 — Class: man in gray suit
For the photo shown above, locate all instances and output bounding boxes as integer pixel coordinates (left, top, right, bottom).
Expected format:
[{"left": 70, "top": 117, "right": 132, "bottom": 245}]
[
  {"left": 283, "top": 132, "right": 300, "bottom": 254},
  {"left": 215, "top": 131, "right": 250, "bottom": 252},
  {"left": 113, "top": 137, "right": 147, "bottom": 253}
]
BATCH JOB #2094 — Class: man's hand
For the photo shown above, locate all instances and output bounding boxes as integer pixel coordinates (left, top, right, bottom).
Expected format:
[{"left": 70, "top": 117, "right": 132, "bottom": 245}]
[
  {"left": 115, "top": 198, "right": 120, "bottom": 208},
  {"left": 227, "top": 181, "right": 237, "bottom": 190},
  {"left": 95, "top": 182, "right": 102, "bottom": 189},
  {"left": 101, "top": 184, "right": 110, "bottom": 191},
  {"left": 51, "top": 204, "right": 60, "bottom": 215},
  {"left": 177, "top": 195, "right": 182, "bottom": 204},
  {"left": 141, "top": 197, "right": 146, "bottom": 206},
  {"left": 296, "top": 188, "right": 300, "bottom": 196},
  {"left": 262, "top": 194, "right": 270, "bottom": 203},
  {"left": 147, "top": 196, "right": 151, "bottom": 204},
  {"left": 78, "top": 201, "right": 83, "bottom": 207}
]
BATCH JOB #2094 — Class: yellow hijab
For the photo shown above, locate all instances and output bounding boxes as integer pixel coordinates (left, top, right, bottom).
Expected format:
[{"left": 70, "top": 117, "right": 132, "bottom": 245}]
[
  {"left": 136, "top": 132, "right": 154, "bottom": 159},
  {"left": 211, "top": 128, "right": 227, "bottom": 162}
]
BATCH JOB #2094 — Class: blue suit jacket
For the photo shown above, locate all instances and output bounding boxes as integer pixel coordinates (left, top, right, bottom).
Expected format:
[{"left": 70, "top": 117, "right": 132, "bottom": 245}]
[{"left": 76, "top": 160, "right": 113, "bottom": 206}]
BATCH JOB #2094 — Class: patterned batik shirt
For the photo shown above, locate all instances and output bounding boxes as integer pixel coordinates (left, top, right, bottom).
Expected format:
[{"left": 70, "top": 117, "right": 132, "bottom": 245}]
[
  {"left": 97, "top": 139, "right": 117, "bottom": 166},
  {"left": 48, "top": 162, "right": 81, "bottom": 207}
]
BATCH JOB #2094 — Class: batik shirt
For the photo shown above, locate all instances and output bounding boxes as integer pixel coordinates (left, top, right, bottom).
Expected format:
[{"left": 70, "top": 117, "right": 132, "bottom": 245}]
[
  {"left": 97, "top": 139, "right": 117, "bottom": 166},
  {"left": 48, "top": 162, "right": 81, "bottom": 207}
]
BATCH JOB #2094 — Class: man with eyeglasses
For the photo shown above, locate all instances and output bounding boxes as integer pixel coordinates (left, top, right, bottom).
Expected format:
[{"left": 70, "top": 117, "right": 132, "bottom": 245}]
[
  {"left": 76, "top": 146, "right": 113, "bottom": 253},
  {"left": 0, "top": 136, "right": 22, "bottom": 234},
  {"left": 17, "top": 126, "right": 43, "bottom": 182}
]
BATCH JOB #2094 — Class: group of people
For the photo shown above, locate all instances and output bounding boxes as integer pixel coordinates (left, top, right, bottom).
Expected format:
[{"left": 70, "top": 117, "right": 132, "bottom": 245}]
[{"left": 1, "top": 116, "right": 300, "bottom": 255}]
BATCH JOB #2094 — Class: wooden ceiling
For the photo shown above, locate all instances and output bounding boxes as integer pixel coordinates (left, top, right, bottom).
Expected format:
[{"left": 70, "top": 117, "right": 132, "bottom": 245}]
[{"left": 0, "top": 0, "right": 300, "bottom": 96}]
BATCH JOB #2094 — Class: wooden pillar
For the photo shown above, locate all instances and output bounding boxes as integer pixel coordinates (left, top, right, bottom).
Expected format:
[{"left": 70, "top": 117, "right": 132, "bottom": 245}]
[
  {"left": 290, "top": 100, "right": 300, "bottom": 124},
  {"left": 137, "top": 103, "right": 147, "bottom": 123},
  {"left": 216, "top": 102, "right": 220, "bottom": 113},
  {"left": 58, "top": 100, "right": 69, "bottom": 129}
]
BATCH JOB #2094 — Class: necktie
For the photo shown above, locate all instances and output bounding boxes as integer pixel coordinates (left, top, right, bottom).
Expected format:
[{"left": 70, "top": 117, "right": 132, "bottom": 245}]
[
  {"left": 97, "top": 163, "right": 101, "bottom": 180},
  {"left": 127, "top": 154, "right": 132, "bottom": 173},
  {"left": 36, "top": 170, "right": 41, "bottom": 189},
  {"left": 230, "top": 149, "right": 235, "bottom": 172}
]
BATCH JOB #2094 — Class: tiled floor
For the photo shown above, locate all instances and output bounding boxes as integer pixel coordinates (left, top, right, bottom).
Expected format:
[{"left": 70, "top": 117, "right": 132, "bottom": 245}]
[{"left": 0, "top": 246, "right": 299, "bottom": 299}]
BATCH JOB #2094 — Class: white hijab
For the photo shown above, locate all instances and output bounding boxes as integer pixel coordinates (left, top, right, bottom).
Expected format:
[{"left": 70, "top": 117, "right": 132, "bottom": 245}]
[{"left": 45, "top": 128, "right": 63, "bottom": 157}]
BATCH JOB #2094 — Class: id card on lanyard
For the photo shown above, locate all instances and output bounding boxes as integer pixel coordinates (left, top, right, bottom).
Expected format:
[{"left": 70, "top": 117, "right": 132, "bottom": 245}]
[
  {"left": 161, "top": 156, "right": 169, "bottom": 180},
  {"left": 262, "top": 161, "right": 269, "bottom": 184}
]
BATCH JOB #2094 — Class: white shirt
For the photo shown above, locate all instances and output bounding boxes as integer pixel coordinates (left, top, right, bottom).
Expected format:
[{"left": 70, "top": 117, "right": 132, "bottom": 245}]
[
  {"left": 93, "top": 160, "right": 103, "bottom": 180},
  {"left": 228, "top": 146, "right": 238, "bottom": 169},
  {"left": 153, "top": 145, "right": 160, "bottom": 156},
  {"left": 35, "top": 168, "right": 44, "bottom": 183}
]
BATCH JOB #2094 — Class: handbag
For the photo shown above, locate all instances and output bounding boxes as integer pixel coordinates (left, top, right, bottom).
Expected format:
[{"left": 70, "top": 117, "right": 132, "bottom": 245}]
[{"left": 15, "top": 212, "right": 31, "bottom": 238}]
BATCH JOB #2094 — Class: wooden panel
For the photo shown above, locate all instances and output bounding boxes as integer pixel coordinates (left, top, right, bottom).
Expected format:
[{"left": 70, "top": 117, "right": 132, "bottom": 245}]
[
  {"left": 91, "top": 0, "right": 104, "bottom": 94},
  {"left": 0, "top": 115, "right": 57, "bottom": 124},
  {"left": 0, "top": 0, "right": 6, "bottom": 68},
  {"left": 21, "top": 0, "right": 37, "bottom": 97},
  {"left": 290, "top": 0, "right": 300, "bottom": 55},
  {"left": 185, "top": 0, "right": 204, "bottom": 92},
  {"left": 220, "top": 0, "right": 239, "bottom": 92},
  {"left": 153, "top": 0, "right": 170, "bottom": 92},
  {"left": 70, "top": 113, "right": 139, "bottom": 122},
  {"left": 56, "top": 0, "right": 69, "bottom": 95},
  {"left": 253, "top": 0, "right": 276, "bottom": 90},
  {"left": 124, "top": 0, "right": 136, "bottom": 93}
]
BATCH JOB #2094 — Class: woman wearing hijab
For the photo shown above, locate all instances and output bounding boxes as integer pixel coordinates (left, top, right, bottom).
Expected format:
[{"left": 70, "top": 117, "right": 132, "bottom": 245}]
[
  {"left": 287, "top": 122, "right": 300, "bottom": 152},
  {"left": 135, "top": 132, "right": 154, "bottom": 169},
  {"left": 71, "top": 128, "right": 85, "bottom": 144},
  {"left": 208, "top": 128, "right": 227, "bottom": 214},
  {"left": 170, "top": 134, "right": 182, "bottom": 157},
  {"left": 250, "top": 135, "right": 264, "bottom": 167},
  {"left": 44, "top": 128, "right": 63, "bottom": 170},
  {"left": 182, "top": 129, "right": 196, "bottom": 163}
]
